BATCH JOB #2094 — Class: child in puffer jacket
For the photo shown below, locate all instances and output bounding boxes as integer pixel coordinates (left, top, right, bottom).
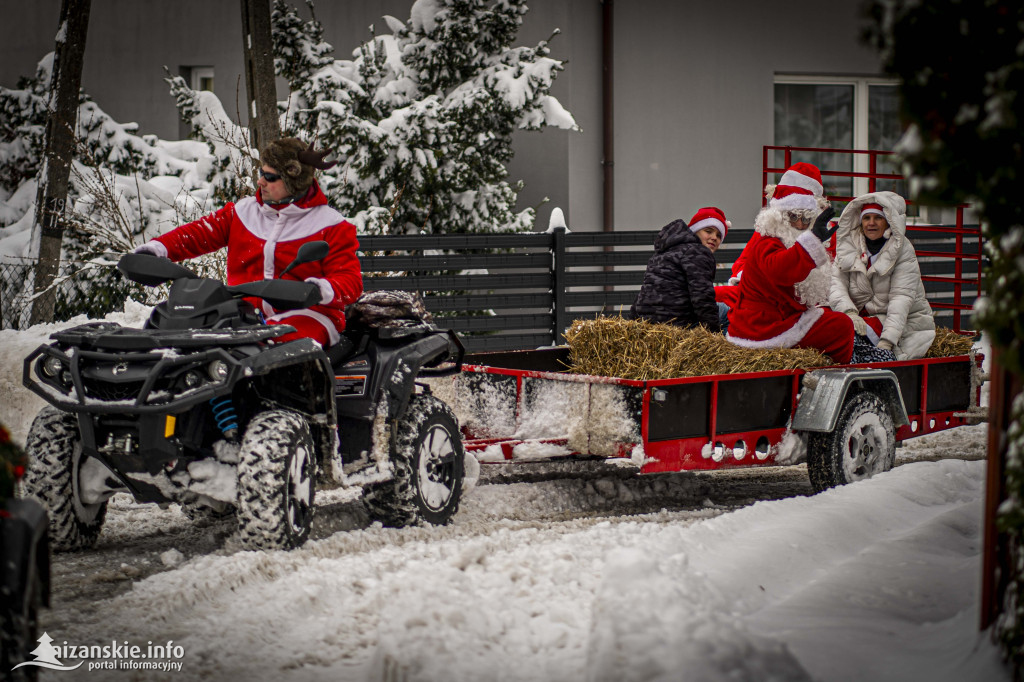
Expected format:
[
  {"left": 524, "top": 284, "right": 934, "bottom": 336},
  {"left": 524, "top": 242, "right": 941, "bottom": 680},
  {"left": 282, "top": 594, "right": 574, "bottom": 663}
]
[{"left": 630, "top": 207, "right": 729, "bottom": 332}]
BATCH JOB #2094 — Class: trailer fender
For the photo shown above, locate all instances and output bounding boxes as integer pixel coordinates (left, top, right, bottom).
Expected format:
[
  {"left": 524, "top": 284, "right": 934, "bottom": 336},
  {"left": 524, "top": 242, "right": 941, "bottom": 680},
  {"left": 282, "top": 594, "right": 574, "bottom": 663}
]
[{"left": 791, "top": 368, "right": 909, "bottom": 433}]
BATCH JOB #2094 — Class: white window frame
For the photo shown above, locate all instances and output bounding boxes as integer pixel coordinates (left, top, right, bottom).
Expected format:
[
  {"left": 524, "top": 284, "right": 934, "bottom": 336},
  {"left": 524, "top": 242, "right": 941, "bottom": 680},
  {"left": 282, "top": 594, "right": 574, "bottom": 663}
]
[
  {"left": 774, "top": 74, "right": 900, "bottom": 197},
  {"left": 190, "top": 67, "right": 215, "bottom": 93}
]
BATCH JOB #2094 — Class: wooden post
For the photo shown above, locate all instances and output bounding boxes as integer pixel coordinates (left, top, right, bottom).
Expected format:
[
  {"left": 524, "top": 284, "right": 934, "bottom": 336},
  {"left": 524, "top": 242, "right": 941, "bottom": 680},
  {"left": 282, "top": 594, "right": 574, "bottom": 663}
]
[
  {"left": 240, "top": 0, "right": 280, "bottom": 155},
  {"left": 981, "top": 349, "right": 1022, "bottom": 629},
  {"left": 29, "top": 0, "right": 92, "bottom": 325}
]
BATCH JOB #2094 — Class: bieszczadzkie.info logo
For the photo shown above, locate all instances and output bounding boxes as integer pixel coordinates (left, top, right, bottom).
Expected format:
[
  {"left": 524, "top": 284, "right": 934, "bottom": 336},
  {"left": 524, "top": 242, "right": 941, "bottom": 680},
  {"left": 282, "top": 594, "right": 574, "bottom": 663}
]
[{"left": 12, "top": 632, "right": 185, "bottom": 673}]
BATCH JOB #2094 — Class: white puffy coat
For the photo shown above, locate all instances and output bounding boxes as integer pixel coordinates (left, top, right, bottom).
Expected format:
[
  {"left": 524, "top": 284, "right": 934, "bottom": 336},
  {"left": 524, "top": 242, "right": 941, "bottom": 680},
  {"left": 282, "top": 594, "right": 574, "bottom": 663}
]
[{"left": 829, "top": 191, "right": 936, "bottom": 360}]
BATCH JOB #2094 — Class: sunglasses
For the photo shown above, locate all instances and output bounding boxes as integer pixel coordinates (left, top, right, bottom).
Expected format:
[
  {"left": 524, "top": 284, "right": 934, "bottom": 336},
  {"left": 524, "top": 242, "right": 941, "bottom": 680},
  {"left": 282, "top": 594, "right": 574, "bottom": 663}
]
[
  {"left": 785, "top": 211, "right": 814, "bottom": 225},
  {"left": 259, "top": 169, "right": 282, "bottom": 183}
]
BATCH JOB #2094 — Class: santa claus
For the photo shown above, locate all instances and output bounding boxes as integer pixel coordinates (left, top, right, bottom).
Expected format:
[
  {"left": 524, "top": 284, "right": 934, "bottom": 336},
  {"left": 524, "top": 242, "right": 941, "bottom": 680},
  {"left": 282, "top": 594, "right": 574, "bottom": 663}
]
[{"left": 724, "top": 162, "right": 857, "bottom": 363}]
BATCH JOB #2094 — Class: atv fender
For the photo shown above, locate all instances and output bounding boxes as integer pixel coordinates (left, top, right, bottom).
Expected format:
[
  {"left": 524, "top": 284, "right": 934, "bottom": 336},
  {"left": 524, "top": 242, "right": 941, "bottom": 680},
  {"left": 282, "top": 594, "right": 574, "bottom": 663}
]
[
  {"left": 377, "top": 332, "right": 460, "bottom": 423},
  {"left": 244, "top": 338, "right": 338, "bottom": 469}
]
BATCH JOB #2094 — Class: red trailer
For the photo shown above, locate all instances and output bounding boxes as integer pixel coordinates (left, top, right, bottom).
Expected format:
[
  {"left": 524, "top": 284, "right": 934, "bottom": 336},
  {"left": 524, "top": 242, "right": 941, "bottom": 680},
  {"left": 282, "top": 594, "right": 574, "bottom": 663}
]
[
  {"left": 428, "top": 145, "right": 986, "bottom": 491},
  {"left": 439, "top": 347, "right": 985, "bottom": 491}
]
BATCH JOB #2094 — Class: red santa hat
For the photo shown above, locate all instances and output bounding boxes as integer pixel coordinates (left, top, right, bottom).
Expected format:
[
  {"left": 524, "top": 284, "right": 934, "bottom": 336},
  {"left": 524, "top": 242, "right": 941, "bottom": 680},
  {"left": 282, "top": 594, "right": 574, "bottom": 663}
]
[
  {"left": 860, "top": 203, "right": 885, "bottom": 221},
  {"left": 688, "top": 206, "right": 730, "bottom": 240},
  {"left": 769, "top": 162, "right": 823, "bottom": 211}
]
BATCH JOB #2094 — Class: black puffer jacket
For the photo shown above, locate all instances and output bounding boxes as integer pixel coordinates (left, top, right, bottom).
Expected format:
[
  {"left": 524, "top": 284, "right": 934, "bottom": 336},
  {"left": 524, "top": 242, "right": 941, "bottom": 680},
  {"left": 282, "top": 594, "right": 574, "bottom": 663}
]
[{"left": 630, "top": 219, "right": 720, "bottom": 331}]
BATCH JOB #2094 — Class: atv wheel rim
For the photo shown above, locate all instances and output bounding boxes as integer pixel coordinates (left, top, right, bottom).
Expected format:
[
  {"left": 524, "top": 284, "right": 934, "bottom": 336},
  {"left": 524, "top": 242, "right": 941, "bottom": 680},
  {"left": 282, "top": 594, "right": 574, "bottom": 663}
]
[
  {"left": 286, "top": 445, "right": 313, "bottom": 534},
  {"left": 417, "top": 424, "right": 457, "bottom": 512},
  {"left": 843, "top": 412, "right": 890, "bottom": 482}
]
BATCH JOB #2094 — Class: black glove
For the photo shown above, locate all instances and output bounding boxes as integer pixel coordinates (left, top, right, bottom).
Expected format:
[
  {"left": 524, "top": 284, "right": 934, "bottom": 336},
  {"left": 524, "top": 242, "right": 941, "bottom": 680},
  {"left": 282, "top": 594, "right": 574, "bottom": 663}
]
[{"left": 810, "top": 206, "right": 837, "bottom": 242}]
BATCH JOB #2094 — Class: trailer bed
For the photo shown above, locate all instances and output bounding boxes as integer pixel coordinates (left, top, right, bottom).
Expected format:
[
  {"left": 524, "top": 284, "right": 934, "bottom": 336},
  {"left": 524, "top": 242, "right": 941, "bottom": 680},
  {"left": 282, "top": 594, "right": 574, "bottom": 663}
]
[{"left": 432, "top": 347, "right": 983, "bottom": 476}]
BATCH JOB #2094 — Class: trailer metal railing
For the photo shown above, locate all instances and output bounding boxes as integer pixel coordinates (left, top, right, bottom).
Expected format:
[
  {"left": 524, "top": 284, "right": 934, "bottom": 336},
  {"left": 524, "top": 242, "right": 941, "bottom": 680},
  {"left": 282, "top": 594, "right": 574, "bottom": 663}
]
[{"left": 764, "top": 145, "right": 982, "bottom": 332}]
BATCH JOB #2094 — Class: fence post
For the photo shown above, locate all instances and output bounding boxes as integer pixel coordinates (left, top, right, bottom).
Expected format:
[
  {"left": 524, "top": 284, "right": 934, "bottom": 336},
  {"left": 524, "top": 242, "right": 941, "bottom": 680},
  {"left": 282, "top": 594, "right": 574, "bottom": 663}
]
[{"left": 551, "top": 226, "right": 567, "bottom": 345}]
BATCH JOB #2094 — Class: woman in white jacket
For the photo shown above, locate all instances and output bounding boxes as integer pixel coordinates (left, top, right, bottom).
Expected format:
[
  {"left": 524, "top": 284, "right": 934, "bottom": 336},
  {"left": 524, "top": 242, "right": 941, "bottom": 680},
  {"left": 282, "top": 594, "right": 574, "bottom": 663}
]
[{"left": 829, "top": 191, "right": 936, "bottom": 361}]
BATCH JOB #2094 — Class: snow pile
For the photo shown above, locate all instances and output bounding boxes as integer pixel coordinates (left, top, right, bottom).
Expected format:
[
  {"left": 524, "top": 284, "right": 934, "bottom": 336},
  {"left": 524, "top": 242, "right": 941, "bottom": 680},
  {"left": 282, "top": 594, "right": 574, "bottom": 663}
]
[
  {"left": 47, "top": 452, "right": 1005, "bottom": 682},
  {"left": 588, "top": 459, "right": 999, "bottom": 682}
]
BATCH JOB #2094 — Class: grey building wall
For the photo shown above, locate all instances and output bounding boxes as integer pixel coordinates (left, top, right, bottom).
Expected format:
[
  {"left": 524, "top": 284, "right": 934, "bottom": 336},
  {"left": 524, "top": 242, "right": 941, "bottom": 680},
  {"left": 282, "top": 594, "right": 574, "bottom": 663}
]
[{"left": 1, "top": 1, "right": 883, "bottom": 240}]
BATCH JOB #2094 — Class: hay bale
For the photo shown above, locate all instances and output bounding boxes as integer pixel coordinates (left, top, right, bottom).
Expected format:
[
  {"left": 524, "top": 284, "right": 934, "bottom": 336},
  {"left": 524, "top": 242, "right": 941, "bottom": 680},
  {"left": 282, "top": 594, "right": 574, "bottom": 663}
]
[
  {"left": 925, "top": 327, "right": 976, "bottom": 358},
  {"left": 564, "top": 317, "right": 831, "bottom": 380}
]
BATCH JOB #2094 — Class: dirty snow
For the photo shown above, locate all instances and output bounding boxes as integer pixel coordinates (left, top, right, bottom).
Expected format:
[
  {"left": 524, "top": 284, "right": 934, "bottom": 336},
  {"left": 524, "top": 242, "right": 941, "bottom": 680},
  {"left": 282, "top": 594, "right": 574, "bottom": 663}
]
[{"left": 0, "top": 313, "right": 1010, "bottom": 681}]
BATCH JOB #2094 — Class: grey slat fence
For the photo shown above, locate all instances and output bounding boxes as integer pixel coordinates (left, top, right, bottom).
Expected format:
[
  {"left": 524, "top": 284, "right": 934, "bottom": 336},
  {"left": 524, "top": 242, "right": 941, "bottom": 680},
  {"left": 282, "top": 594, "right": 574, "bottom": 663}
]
[{"left": 1, "top": 224, "right": 982, "bottom": 349}]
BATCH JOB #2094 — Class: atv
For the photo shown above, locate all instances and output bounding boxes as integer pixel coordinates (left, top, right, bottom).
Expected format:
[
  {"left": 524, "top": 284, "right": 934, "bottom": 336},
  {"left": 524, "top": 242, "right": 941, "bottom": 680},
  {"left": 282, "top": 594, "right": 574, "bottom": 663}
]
[{"left": 20, "top": 242, "right": 466, "bottom": 551}]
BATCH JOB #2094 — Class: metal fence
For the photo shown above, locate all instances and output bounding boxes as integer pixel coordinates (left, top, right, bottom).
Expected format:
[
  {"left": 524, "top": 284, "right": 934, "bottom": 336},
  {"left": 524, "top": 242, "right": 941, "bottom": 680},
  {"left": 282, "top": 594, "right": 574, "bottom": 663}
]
[{"left": 0, "top": 260, "right": 138, "bottom": 331}]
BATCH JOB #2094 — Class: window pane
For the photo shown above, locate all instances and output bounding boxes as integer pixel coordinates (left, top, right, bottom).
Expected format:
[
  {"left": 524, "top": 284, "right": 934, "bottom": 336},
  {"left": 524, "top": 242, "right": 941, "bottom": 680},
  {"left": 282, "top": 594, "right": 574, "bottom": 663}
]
[
  {"left": 773, "top": 83, "right": 854, "bottom": 198},
  {"left": 868, "top": 84, "right": 908, "bottom": 198}
]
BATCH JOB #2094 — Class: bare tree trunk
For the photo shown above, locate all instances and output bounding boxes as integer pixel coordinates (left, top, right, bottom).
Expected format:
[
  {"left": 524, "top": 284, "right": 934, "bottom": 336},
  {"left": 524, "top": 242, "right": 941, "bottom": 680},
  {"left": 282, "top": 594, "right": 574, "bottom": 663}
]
[
  {"left": 241, "top": 0, "right": 280, "bottom": 155},
  {"left": 29, "top": 0, "right": 92, "bottom": 325}
]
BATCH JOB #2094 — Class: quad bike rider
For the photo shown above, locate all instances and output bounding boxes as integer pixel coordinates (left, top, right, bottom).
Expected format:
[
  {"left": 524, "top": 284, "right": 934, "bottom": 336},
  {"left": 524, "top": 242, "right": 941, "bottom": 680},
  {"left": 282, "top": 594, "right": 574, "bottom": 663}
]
[{"left": 20, "top": 243, "right": 466, "bottom": 552}]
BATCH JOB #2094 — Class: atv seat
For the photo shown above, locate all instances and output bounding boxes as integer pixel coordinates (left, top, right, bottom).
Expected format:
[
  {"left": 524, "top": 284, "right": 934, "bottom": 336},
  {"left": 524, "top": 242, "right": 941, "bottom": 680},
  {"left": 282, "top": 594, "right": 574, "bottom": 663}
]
[{"left": 326, "top": 333, "right": 366, "bottom": 368}]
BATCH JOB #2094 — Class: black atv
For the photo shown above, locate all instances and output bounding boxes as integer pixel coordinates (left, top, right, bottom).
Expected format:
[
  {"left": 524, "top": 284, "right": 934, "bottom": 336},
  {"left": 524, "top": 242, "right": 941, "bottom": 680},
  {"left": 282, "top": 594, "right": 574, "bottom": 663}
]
[{"left": 20, "top": 242, "right": 465, "bottom": 551}]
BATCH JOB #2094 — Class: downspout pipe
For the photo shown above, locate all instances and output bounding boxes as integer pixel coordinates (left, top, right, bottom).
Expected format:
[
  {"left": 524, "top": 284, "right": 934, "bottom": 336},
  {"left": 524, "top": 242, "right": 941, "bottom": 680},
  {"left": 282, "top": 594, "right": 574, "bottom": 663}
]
[{"left": 602, "top": 0, "right": 614, "bottom": 234}]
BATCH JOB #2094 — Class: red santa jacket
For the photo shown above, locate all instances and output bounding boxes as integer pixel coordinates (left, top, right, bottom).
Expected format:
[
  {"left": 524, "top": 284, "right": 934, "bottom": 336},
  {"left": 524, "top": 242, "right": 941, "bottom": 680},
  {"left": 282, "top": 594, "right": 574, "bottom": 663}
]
[
  {"left": 150, "top": 182, "right": 363, "bottom": 345},
  {"left": 725, "top": 230, "right": 830, "bottom": 348},
  {"left": 714, "top": 231, "right": 762, "bottom": 308}
]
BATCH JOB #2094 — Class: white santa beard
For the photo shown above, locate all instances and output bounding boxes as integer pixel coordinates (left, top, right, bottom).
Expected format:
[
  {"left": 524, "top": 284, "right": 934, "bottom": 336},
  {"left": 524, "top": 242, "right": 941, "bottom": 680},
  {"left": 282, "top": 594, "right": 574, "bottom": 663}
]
[
  {"left": 795, "top": 262, "right": 832, "bottom": 306},
  {"left": 755, "top": 207, "right": 833, "bottom": 307}
]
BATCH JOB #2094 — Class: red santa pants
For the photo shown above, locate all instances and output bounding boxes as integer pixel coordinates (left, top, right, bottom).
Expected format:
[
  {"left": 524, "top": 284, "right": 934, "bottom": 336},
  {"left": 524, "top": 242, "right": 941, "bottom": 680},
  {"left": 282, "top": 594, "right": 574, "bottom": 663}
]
[
  {"left": 268, "top": 315, "right": 333, "bottom": 346},
  {"left": 796, "top": 308, "right": 855, "bottom": 364}
]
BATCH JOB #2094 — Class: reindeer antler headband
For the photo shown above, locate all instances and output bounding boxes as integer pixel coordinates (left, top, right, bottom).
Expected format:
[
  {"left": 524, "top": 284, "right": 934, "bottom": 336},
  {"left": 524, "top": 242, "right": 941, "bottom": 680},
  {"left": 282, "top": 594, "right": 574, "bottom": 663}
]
[{"left": 296, "top": 144, "right": 337, "bottom": 170}]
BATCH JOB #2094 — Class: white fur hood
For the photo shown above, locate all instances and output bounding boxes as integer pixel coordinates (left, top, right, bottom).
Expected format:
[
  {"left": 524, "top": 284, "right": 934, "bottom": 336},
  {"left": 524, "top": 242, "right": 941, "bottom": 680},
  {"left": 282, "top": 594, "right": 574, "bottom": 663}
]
[{"left": 834, "top": 191, "right": 907, "bottom": 276}]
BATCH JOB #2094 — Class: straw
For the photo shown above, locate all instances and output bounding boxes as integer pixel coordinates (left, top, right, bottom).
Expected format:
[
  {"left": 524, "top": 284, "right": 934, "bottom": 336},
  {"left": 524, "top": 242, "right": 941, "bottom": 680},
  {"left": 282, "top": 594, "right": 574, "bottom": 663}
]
[{"left": 563, "top": 317, "right": 830, "bottom": 379}]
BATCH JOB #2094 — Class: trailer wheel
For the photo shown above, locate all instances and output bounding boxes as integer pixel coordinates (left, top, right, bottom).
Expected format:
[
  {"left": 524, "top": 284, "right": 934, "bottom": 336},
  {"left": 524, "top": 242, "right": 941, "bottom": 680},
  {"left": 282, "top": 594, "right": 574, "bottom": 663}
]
[
  {"left": 234, "top": 409, "right": 316, "bottom": 550},
  {"left": 363, "top": 395, "right": 464, "bottom": 527},
  {"left": 807, "top": 391, "right": 896, "bottom": 492},
  {"left": 21, "top": 406, "right": 107, "bottom": 551}
]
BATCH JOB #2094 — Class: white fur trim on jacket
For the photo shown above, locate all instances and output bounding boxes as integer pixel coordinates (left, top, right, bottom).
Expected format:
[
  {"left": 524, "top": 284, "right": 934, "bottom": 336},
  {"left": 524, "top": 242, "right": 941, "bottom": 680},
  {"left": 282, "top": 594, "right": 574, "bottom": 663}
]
[
  {"left": 305, "top": 277, "right": 334, "bottom": 305},
  {"left": 796, "top": 230, "right": 830, "bottom": 267},
  {"left": 234, "top": 196, "right": 345, "bottom": 242},
  {"left": 266, "top": 308, "right": 340, "bottom": 346},
  {"left": 726, "top": 306, "right": 824, "bottom": 350}
]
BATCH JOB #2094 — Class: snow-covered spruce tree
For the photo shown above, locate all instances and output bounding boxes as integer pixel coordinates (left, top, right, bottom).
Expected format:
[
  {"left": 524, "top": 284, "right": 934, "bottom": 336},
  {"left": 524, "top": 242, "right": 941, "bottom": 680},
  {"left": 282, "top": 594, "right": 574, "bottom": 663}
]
[
  {"left": 866, "top": 1, "right": 1024, "bottom": 675},
  {"left": 0, "top": 54, "right": 218, "bottom": 325},
  {"left": 165, "top": 72, "right": 258, "bottom": 207},
  {"left": 272, "top": 0, "right": 578, "bottom": 235}
]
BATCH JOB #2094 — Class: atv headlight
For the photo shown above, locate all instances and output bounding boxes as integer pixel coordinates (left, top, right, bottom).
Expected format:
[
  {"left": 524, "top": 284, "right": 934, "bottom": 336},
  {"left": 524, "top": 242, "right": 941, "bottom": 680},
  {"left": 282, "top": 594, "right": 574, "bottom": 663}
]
[
  {"left": 208, "top": 359, "right": 229, "bottom": 382},
  {"left": 183, "top": 370, "right": 203, "bottom": 389},
  {"left": 41, "top": 355, "right": 64, "bottom": 377}
]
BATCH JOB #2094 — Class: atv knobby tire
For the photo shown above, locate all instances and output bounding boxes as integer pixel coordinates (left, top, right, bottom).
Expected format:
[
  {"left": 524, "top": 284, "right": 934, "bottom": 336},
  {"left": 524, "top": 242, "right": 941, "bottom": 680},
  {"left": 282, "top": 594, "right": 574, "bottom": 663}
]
[
  {"left": 807, "top": 391, "right": 896, "bottom": 492},
  {"left": 22, "top": 406, "right": 107, "bottom": 551},
  {"left": 234, "top": 409, "right": 316, "bottom": 550},
  {"left": 364, "top": 394, "right": 464, "bottom": 527}
]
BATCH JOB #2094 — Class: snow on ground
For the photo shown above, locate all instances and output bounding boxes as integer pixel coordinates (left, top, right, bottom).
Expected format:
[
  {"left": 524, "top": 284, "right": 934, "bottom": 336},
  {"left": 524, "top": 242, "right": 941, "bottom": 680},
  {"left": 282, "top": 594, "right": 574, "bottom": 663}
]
[
  {"left": 37, "top": 437, "right": 1005, "bottom": 682},
  {"left": 0, "top": 315, "right": 1009, "bottom": 681}
]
